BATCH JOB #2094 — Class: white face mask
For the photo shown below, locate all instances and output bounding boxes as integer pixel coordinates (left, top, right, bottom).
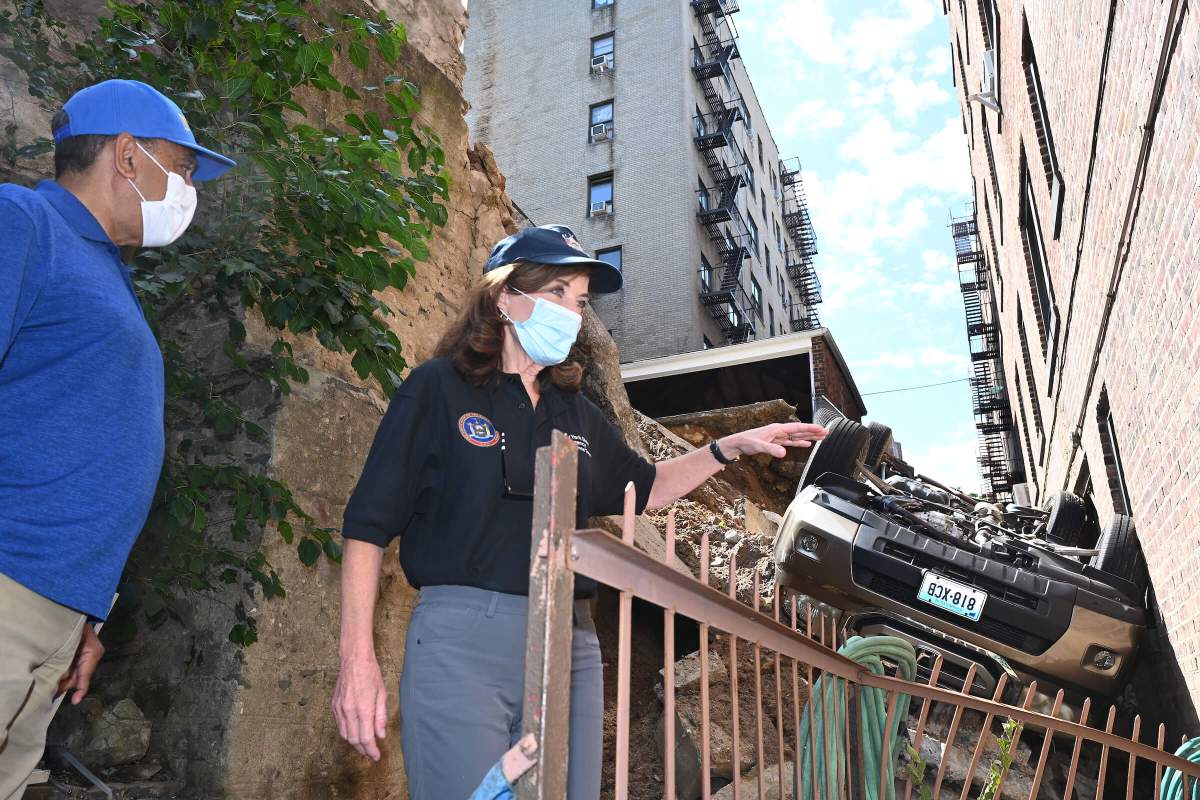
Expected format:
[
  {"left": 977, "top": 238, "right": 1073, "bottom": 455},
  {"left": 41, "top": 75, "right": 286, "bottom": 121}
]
[{"left": 127, "top": 142, "right": 197, "bottom": 247}]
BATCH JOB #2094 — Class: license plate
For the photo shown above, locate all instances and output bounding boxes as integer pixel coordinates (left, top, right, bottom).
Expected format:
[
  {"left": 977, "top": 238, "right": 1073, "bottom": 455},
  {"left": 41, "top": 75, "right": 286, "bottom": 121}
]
[{"left": 917, "top": 571, "right": 987, "bottom": 622}]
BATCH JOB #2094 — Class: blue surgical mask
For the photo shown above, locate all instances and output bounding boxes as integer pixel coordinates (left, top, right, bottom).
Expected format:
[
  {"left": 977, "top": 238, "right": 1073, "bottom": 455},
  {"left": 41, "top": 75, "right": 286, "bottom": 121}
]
[{"left": 500, "top": 288, "right": 582, "bottom": 366}]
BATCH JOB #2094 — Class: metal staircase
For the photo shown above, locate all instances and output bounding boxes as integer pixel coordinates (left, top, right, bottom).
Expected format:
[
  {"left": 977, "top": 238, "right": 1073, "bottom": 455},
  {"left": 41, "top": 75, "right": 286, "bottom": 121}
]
[
  {"left": 952, "top": 205, "right": 1022, "bottom": 500},
  {"left": 691, "top": 0, "right": 752, "bottom": 345},
  {"left": 779, "top": 157, "right": 822, "bottom": 329}
]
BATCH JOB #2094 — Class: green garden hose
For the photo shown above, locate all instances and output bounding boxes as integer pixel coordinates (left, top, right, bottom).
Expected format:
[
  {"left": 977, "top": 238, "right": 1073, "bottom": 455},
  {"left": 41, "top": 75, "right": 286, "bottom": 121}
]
[
  {"left": 796, "top": 635, "right": 918, "bottom": 800},
  {"left": 1161, "top": 737, "right": 1200, "bottom": 800}
]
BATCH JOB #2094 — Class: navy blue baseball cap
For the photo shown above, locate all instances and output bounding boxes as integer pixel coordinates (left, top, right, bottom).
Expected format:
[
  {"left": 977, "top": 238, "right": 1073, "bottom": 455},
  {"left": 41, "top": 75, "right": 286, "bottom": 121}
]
[
  {"left": 53, "top": 79, "right": 236, "bottom": 181},
  {"left": 485, "top": 224, "right": 623, "bottom": 294}
]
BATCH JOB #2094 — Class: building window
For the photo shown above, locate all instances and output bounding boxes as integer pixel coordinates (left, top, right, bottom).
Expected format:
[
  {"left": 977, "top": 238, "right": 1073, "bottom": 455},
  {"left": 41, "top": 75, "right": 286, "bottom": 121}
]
[
  {"left": 760, "top": 188, "right": 767, "bottom": 221},
  {"left": 982, "top": 114, "right": 1001, "bottom": 237},
  {"left": 703, "top": 335, "right": 714, "bottom": 350},
  {"left": 588, "top": 173, "right": 613, "bottom": 216},
  {"left": 757, "top": 134, "right": 764, "bottom": 168},
  {"left": 591, "top": 33, "right": 615, "bottom": 69},
  {"left": 596, "top": 246, "right": 621, "bottom": 276},
  {"left": 747, "top": 216, "right": 759, "bottom": 257},
  {"left": 588, "top": 100, "right": 613, "bottom": 141},
  {"left": 750, "top": 276, "right": 763, "bottom": 318},
  {"left": 764, "top": 249, "right": 771, "bottom": 283},
  {"left": 769, "top": 305, "right": 775, "bottom": 334},
  {"left": 700, "top": 254, "right": 713, "bottom": 291},
  {"left": 1016, "top": 303, "right": 1045, "bottom": 458},
  {"left": 592, "top": 0, "right": 614, "bottom": 7},
  {"left": 1020, "top": 147, "right": 1058, "bottom": 373},
  {"left": 694, "top": 104, "right": 706, "bottom": 138},
  {"left": 1012, "top": 368, "right": 1040, "bottom": 497},
  {"left": 983, "top": 193, "right": 1003, "bottom": 309},
  {"left": 1097, "top": 387, "right": 1133, "bottom": 515},
  {"left": 1022, "top": 18, "right": 1064, "bottom": 238}
]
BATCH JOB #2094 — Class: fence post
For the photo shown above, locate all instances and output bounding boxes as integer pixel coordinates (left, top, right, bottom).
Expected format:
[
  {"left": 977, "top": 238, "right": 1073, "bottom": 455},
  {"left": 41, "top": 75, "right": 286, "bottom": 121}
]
[{"left": 516, "top": 430, "right": 579, "bottom": 800}]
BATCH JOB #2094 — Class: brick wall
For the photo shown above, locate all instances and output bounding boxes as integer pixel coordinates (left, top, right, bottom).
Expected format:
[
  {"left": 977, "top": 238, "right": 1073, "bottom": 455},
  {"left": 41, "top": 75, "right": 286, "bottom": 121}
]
[
  {"left": 946, "top": 0, "right": 1200, "bottom": 730},
  {"left": 812, "top": 334, "right": 865, "bottom": 423}
]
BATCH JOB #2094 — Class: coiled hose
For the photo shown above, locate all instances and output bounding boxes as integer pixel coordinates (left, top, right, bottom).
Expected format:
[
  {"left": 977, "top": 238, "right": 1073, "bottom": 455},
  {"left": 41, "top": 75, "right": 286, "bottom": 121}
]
[
  {"left": 1161, "top": 737, "right": 1200, "bottom": 800},
  {"left": 796, "top": 635, "right": 917, "bottom": 800}
]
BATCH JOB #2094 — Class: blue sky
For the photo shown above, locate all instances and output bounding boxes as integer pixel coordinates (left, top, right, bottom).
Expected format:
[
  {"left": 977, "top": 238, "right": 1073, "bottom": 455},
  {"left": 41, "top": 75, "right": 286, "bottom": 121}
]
[{"left": 736, "top": 0, "right": 980, "bottom": 490}]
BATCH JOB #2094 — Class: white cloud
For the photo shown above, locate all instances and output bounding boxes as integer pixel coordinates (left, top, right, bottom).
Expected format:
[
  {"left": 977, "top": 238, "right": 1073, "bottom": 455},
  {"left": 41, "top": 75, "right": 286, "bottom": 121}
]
[
  {"left": 899, "top": 425, "right": 982, "bottom": 494},
  {"left": 780, "top": 99, "right": 847, "bottom": 137},
  {"left": 761, "top": 0, "right": 936, "bottom": 72},
  {"left": 853, "top": 346, "right": 969, "bottom": 376},
  {"left": 922, "top": 45, "right": 949, "bottom": 79},
  {"left": 880, "top": 64, "right": 952, "bottom": 122},
  {"left": 761, "top": 0, "right": 843, "bottom": 65}
]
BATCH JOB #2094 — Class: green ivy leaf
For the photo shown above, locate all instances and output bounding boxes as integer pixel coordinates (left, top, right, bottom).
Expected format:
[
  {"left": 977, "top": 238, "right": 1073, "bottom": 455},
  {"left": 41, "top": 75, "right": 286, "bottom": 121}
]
[
  {"left": 297, "top": 538, "right": 321, "bottom": 566},
  {"left": 349, "top": 40, "right": 369, "bottom": 71}
]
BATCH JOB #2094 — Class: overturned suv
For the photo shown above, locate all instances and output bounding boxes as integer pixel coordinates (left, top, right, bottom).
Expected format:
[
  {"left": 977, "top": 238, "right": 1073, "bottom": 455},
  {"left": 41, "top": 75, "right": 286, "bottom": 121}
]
[{"left": 773, "top": 417, "right": 1148, "bottom": 703}]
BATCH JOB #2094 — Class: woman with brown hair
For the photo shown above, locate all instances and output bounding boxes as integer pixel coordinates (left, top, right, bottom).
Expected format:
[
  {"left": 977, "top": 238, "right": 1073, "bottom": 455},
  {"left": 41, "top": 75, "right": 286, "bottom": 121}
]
[{"left": 332, "top": 225, "right": 826, "bottom": 799}]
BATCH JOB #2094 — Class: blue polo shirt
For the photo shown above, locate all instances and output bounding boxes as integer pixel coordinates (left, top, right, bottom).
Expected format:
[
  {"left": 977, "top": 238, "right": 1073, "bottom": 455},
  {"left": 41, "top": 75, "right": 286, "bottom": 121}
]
[{"left": 0, "top": 180, "right": 164, "bottom": 620}]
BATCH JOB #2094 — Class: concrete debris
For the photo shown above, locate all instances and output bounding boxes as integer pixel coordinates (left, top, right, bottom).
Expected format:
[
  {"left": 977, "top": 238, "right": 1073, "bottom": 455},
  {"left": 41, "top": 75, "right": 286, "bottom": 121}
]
[
  {"left": 711, "top": 761, "right": 794, "bottom": 799},
  {"left": 64, "top": 697, "right": 152, "bottom": 770}
]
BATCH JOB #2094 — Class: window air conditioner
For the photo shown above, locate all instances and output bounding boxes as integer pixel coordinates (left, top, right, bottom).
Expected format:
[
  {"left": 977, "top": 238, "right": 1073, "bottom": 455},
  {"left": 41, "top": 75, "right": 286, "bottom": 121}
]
[
  {"left": 590, "top": 55, "right": 612, "bottom": 74},
  {"left": 969, "top": 49, "right": 1000, "bottom": 112},
  {"left": 590, "top": 200, "right": 613, "bottom": 217},
  {"left": 590, "top": 123, "right": 611, "bottom": 142}
]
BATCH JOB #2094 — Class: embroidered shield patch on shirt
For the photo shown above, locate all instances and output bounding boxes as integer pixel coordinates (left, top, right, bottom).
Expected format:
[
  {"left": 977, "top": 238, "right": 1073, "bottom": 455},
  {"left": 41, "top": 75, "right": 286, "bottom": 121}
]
[{"left": 458, "top": 412, "right": 499, "bottom": 447}]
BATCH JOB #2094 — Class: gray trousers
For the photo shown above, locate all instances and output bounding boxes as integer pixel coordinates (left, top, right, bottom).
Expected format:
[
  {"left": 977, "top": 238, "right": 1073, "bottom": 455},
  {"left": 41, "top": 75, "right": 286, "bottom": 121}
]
[{"left": 399, "top": 585, "right": 603, "bottom": 800}]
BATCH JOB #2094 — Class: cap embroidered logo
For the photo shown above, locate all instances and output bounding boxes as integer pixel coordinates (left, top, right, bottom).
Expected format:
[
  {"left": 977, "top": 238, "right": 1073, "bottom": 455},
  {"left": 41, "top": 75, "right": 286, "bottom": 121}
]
[
  {"left": 561, "top": 232, "right": 586, "bottom": 254},
  {"left": 458, "top": 413, "right": 499, "bottom": 447}
]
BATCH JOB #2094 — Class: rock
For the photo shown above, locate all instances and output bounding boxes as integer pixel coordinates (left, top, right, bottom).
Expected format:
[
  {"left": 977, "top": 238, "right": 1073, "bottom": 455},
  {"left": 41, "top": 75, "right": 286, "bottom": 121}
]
[
  {"left": 654, "top": 641, "right": 800, "bottom": 794},
  {"left": 740, "top": 499, "right": 779, "bottom": 539},
  {"left": 592, "top": 514, "right": 693, "bottom": 576},
  {"left": 67, "top": 698, "right": 152, "bottom": 769},
  {"left": 712, "top": 762, "right": 794, "bottom": 799},
  {"left": 724, "top": 530, "right": 742, "bottom": 545},
  {"left": 910, "top": 725, "right": 1061, "bottom": 800},
  {"left": 657, "top": 400, "right": 810, "bottom": 515},
  {"left": 578, "top": 306, "right": 649, "bottom": 458}
]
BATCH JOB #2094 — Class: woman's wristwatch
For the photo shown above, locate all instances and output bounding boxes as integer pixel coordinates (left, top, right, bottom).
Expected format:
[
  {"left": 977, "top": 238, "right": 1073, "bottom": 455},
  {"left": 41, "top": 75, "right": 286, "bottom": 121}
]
[{"left": 709, "top": 439, "right": 738, "bottom": 465}]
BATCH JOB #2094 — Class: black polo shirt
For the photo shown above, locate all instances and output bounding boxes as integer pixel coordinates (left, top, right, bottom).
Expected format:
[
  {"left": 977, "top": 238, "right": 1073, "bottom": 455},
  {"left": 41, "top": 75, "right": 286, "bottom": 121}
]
[{"left": 342, "top": 357, "right": 657, "bottom": 597}]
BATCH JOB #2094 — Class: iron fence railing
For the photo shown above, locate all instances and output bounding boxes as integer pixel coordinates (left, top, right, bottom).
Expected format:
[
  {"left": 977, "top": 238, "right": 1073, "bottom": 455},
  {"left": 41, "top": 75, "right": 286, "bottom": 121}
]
[{"left": 514, "top": 432, "right": 1200, "bottom": 800}]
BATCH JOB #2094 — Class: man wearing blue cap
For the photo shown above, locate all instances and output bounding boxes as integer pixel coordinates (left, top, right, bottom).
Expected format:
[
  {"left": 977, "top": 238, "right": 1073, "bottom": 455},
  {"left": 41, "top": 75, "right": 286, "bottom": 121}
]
[{"left": 0, "top": 79, "right": 234, "bottom": 795}]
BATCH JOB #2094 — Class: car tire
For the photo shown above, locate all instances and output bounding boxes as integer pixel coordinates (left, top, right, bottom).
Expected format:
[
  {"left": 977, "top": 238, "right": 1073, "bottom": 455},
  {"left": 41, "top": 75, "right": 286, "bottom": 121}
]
[
  {"left": 814, "top": 406, "right": 842, "bottom": 427},
  {"left": 1042, "top": 491, "right": 1088, "bottom": 547},
  {"left": 865, "top": 422, "right": 894, "bottom": 470},
  {"left": 1091, "top": 515, "right": 1148, "bottom": 596},
  {"left": 798, "top": 417, "right": 870, "bottom": 490}
]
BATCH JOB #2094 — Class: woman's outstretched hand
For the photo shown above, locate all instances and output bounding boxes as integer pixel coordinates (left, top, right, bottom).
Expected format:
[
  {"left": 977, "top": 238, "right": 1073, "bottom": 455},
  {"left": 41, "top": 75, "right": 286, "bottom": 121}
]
[{"left": 720, "top": 422, "right": 828, "bottom": 459}]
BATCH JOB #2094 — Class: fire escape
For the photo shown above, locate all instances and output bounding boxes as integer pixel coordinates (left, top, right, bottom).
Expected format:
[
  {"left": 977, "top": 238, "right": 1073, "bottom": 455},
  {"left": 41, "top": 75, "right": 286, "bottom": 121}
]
[
  {"left": 952, "top": 206, "right": 1023, "bottom": 500},
  {"left": 690, "top": 0, "right": 754, "bottom": 344},
  {"left": 780, "top": 157, "right": 822, "bottom": 331}
]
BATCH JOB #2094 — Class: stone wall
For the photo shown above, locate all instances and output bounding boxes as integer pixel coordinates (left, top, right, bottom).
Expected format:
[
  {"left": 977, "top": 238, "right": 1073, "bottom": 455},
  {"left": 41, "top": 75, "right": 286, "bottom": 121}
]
[
  {"left": 1, "top": 0, "right": 517, "bottom": 795},
  {"left": 221, "top": 2, "right": 519, "bottom": 792}
]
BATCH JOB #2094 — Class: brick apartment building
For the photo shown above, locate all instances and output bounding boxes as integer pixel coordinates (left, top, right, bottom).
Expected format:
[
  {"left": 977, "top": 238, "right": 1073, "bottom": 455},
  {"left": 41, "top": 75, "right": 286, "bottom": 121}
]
[
  {"left": 463, "top": 0, "right": 822, "bottom": 363},
  {"left": 944, "top": 0, "right": 1199, "bottom": 725}
]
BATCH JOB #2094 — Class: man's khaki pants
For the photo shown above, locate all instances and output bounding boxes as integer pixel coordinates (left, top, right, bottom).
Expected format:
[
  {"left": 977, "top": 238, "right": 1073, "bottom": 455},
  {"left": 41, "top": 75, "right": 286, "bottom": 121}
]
[{"left": 0, "top": 572, "right": 85, "bottom": 800}]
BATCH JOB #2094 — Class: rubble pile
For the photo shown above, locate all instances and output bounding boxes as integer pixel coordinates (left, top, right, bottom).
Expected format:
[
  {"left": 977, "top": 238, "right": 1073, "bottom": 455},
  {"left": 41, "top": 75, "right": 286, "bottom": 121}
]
[{"left": 596, "top": 410, "right": 819, "bottom": 799}]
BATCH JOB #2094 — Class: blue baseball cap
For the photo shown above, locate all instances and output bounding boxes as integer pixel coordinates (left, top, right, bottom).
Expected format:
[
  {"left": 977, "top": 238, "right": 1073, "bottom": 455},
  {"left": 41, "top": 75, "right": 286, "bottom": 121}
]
[
  {"left": 53, "top": 79, "right": 236, "bottom": 181},
  {"left": 485, "top": 224, "right": 623, "bottom": 294}
]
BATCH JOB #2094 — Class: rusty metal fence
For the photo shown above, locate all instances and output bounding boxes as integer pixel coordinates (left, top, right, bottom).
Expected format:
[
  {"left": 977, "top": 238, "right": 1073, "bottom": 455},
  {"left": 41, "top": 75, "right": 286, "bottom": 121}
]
[{"left": 516, "top": 433, "right": 1200, "bottom": 800}]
